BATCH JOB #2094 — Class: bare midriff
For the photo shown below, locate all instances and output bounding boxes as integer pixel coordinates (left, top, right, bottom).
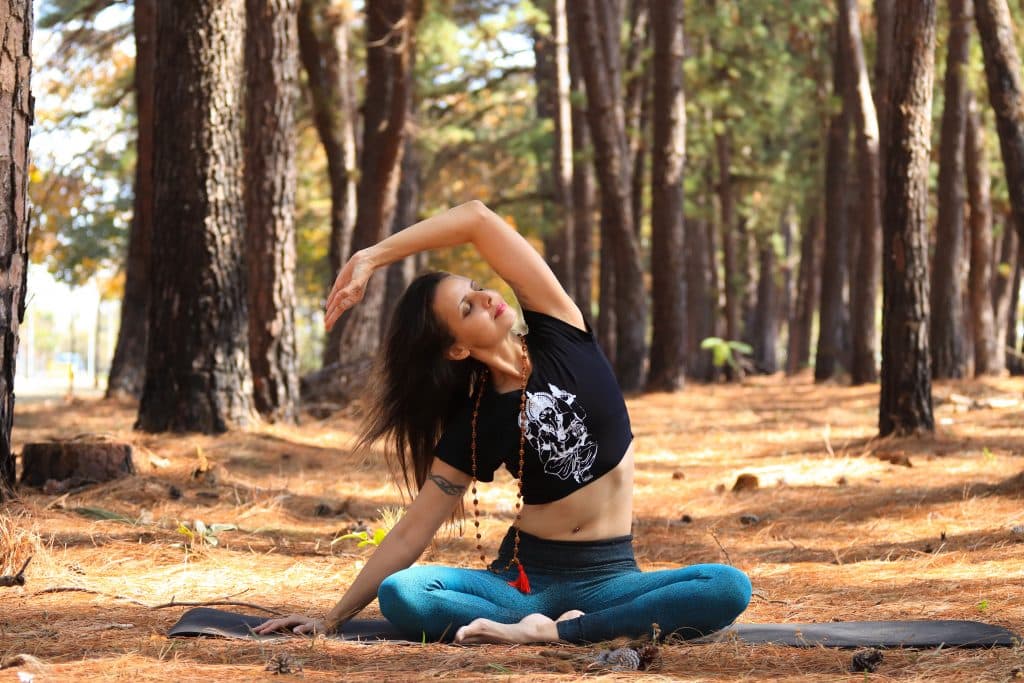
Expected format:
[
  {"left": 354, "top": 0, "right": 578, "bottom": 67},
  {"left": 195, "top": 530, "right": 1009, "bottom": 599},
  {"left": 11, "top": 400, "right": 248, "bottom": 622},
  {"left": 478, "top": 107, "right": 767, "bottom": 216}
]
[{"left": 517, "top": 442, "right": 635, "bottom": 541}]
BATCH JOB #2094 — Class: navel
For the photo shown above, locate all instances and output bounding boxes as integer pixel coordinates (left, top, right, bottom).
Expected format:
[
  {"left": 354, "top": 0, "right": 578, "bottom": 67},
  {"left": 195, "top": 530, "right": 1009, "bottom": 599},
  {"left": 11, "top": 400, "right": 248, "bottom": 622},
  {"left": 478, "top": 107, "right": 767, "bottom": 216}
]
[{"left": 572, "top": 526, "right": 581, "bottom": 534}]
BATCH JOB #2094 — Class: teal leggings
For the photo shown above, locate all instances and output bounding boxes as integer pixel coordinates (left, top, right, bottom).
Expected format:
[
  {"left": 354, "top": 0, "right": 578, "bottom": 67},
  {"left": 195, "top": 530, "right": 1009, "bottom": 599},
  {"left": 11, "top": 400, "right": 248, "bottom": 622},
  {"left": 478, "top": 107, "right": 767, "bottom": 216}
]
[{"left": 378, "top": 528, "right": 752, "bottom": 643}]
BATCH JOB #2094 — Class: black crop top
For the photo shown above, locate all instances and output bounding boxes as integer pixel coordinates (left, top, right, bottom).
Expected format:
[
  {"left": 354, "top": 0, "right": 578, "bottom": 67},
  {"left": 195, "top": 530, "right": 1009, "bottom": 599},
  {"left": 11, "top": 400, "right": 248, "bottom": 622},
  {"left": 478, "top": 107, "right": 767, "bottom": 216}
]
[{"left": 434, "top": 308, "right": 633, "bottom": 504}]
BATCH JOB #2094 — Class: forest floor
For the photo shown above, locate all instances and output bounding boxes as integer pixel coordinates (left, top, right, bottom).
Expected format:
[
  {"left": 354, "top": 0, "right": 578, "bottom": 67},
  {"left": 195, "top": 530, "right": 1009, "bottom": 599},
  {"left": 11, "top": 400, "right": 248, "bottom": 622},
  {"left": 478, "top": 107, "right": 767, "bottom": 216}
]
[{"left": 2, "top": 374, "right": 1023, "bottom": 681}]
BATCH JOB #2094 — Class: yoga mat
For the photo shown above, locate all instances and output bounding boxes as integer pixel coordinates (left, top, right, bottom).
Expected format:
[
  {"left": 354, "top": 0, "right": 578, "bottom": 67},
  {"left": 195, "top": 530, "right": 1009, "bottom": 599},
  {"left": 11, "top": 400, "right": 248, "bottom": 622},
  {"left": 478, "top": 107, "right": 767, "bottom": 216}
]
[
  {"left": 694, "top": 620, "right": 1019, "bottom": 648},
  {"left": 168, "top": 608, "right": 1019, "bottom": 648}
]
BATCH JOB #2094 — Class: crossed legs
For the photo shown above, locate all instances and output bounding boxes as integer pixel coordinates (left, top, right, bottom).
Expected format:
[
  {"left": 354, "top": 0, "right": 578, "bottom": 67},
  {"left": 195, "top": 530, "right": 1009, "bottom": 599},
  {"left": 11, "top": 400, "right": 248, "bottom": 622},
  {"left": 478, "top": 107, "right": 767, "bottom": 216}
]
[{"left": 377, "top": 563, "right": 751, "bottom": 644}]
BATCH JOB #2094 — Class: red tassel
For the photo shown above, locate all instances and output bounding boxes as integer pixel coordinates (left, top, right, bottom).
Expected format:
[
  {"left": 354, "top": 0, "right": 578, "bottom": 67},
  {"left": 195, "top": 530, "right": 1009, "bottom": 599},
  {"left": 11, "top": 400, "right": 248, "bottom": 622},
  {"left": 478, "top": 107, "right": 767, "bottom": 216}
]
[{"left": 507, "top": 562, "right": 531, "bottom": 594}]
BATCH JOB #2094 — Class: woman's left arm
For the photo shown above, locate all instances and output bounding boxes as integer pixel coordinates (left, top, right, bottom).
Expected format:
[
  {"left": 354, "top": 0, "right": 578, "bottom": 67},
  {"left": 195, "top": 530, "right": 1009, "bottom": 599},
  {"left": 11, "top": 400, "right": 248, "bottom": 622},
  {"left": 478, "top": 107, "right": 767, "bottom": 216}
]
[{"left": 325, "top": 201, "right": 583, "bottom": 331}]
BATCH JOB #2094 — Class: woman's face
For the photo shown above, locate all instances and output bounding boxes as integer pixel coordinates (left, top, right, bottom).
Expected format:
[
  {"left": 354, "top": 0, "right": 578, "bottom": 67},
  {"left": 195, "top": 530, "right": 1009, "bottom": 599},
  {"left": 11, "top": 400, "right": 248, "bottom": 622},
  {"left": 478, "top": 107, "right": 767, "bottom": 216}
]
[{"left": 432, "top": 275, "right": 515, "bottom": 358}]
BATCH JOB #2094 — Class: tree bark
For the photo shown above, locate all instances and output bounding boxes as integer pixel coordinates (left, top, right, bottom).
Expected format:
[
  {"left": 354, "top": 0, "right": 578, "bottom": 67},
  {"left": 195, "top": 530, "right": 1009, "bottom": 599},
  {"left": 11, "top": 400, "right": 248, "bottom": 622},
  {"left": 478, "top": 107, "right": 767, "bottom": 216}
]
[
  {"left": 567, "top": 0, "right": 647, "bottom": 391},
  {"left": 974, "top": 0, "right": 1024, "bottom": 245},
  {"left": 245, "top": 0, "right": 300, "bottom": 423},
  {"left": 874, "top": 0, "right": 895, "bottom": 195},
  {"left": 966, "top": 92, "right": 998, "bottom": 375},
  {"left": 106, "top": 0, "right": 155, "bottom": 400},
  {"left": 552, "top": 0, "right": 575, "bottom": 297},
  {"left": 685, "top": 215, "right": 715, "bottom": 380},
  {"left": 570, "top": 39, "right": 594, "bottom": 324},
  {"left": 334, "top": 0, "right": 418, "bottom": 365},
  {"left": 929, "top": 0, "right": 972, "bottom": 379},
  {"left": 788, "top": 208, "right": 824, "bottom": 374},
  {"left": 686, "top": 156, "right": 718, "bottom": 381},
  {"left": 0, "top": 0, "right": 32, "bottom": 496},
  {"left": 534, "top": 0, "right": 574, "bottom": 294},
  {"left": 840, "top": 0, "right": 883, "bottom": 384},
  {"left": 137, "top": 0, "right": 256, "bottom": 433},
  {"left": 992, "top": 216, "right": 1018, "bottom": 372},
  {"left": 816, "top": 24, "right": 852, "bottom": 381},
  {"left": 716, "top": 132, "right": 741, "bottom": 344},
  {"left": 879, "top": 0, "right": 937, "bottom": 437},
  {"left": 382, "top": 136, "right": 420, "bottom": 333},
  {"left": 646, "top": 0, "right": 685, "bottom": 391},
  {"left": 1006, "top": 238, "right": 1023, "bottom": 374},
  {"left": 750, "top": 232, "right": 779, "bottom": 373},
  {"left": 297, "top": 0, "right": 358, "bottom": 367},
  {"left": 624, "top": 0, "right": 650, "bottom": 236}
]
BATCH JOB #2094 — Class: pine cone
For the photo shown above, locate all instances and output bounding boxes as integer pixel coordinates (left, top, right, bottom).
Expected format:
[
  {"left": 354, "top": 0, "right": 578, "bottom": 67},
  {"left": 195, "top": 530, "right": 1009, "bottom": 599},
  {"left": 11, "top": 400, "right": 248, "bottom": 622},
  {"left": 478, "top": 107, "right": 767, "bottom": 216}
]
[
  {"left": 592, "top": 647, "right": 641, "bottom": 671},
  {"left": 265, "top": 653, "right": 303, "bottom": 675}
]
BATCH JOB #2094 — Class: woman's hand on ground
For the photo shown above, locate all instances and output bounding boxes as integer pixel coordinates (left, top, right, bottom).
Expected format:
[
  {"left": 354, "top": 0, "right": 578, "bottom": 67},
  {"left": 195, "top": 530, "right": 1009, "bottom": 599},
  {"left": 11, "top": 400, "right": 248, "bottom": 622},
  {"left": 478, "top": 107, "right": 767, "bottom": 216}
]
[
  {"left": 253, "top": 614, "right": 328, "bottom": 636},
  {"left": 325, "top": 250, "right": 376, "bottom": 331}
]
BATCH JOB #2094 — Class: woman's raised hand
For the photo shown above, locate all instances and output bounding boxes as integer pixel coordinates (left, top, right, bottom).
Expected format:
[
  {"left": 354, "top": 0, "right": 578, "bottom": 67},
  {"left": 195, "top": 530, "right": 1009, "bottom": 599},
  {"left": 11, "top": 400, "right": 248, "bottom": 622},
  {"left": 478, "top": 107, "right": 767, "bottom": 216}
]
[
  {"left": 325, "top": 250, "right": 376, "bottom": 331},
  {"left": 253, "top": 613, "right": 328, "bottom": 636}
]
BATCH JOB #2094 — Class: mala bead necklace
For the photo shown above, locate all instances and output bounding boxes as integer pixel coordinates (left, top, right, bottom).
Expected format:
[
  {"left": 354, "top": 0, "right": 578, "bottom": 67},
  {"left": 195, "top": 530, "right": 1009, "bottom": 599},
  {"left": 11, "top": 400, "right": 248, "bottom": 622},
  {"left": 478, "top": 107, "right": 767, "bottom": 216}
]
[{"left": 470, "top": 333, "right": 531, "bottom": 594}]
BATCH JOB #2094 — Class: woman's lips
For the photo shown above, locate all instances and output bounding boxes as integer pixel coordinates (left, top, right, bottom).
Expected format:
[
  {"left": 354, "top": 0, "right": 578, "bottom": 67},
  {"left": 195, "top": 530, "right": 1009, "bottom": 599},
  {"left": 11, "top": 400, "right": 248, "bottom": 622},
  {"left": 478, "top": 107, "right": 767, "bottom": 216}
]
[{"left": 495, "top": 302, "right": 507, "bottom": 318}]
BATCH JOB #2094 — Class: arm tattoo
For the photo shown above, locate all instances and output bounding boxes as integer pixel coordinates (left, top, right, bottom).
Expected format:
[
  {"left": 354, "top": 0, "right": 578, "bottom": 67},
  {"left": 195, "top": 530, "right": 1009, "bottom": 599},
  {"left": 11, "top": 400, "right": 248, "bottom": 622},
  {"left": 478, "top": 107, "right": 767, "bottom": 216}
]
[{"left": 427, "top": 474, "right": 467, "bottom": 496}]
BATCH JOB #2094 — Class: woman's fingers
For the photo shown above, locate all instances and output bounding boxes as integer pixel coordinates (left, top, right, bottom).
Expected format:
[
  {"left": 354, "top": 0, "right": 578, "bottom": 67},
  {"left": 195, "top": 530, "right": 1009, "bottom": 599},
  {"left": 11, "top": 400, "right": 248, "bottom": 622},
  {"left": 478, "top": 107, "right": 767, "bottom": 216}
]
[
  {"left": 253, "top": 615, "right": 326, "bottom": 636},
  {"left": 324, "top": 259, "right": 373, "bottom": 331},
  {"left": 253, "top": 614, "right": 308, "bottom": 635}
]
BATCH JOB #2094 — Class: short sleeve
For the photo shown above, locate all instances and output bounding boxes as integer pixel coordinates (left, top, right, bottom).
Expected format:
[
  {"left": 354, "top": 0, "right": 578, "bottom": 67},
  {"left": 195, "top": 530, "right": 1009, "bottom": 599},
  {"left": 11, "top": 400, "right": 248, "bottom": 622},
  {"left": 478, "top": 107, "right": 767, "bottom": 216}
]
[{"left": 433, "top": 397, "right": 498, "bottom": 482}]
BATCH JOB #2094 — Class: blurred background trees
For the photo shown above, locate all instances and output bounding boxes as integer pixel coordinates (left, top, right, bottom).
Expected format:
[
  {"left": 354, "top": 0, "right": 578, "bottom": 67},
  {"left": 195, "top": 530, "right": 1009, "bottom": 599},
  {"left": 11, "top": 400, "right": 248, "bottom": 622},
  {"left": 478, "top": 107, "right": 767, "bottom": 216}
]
[{"left": 14, "top": 0, "right": 1024, "bottom": 439}]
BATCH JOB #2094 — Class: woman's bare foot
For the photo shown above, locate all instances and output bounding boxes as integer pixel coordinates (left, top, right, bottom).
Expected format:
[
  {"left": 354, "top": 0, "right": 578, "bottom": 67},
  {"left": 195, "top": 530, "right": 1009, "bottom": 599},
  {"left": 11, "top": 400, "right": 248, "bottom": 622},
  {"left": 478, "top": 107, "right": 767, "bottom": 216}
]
[
  {"left": 557, "top": 610, "right": 584, "bottom": 622},
  {"left": 454, "top": 613, "right": 561, "bottom": 644}
]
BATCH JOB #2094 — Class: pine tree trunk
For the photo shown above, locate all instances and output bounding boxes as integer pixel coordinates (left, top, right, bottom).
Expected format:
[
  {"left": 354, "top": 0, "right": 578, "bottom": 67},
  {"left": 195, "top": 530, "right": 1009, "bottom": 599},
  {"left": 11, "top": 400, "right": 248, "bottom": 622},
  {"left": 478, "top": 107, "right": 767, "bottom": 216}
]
[
  {"left": 686, "top": 157, "right": 718, "bottom": 381},
  {"left": 929, "top": 0, "right": 972, "bottom": 379},
  {"left": 816, "top": 24, "right": 852, "bottom": 381},
  {"left": 534, "top": 0, "right": 574, "bottom": 292},
  {"left": 245, "top": 0, "right": 300, "bottom": 423},
  {"left": 137, "top": 0, "right": 256, "bottom": 433},
  {"left": 840, "top": 0, "right": 883, "bottom": 384},
  {"left": 624, "top": 0, "right": 650, "bottom": 236},
  {"left": 992, "top": 216, "right": 1018, "bottom": 371},
  {"left": 646, "top": 0, "right": 685, "bottom": 391},
  {"left": 570, "top": 41, "right": 594, "bottom": 324},
  {"left": 1005, "top": 235, "right": 1023, "bottom": 374},
  {"left": 685, "top": 215, "right": 715, "bottom": 380},
  {"left": 106, "top": 0, "right": 155, "bottom": 400},
  {"left": 598, "top": 201, "right": 617, "bottom": 363},
  {"left": 879, "top": 0, "right": 937, "bottom": 437},
  {"left": 0, "top": 0, "right": 32, "bottom": 496},
  {"left": 552, "top": 0, "right": 575, "bottom": 297},
  {"left": 788, "top": 208, "right": 824, "bottom": 374},
  {"left": 297, "top": 0, "right": 358, "bottom": 367},
  {"left": 974, "top": 0, "right": 1024, "bottom": 246},
  {"left": 567, "top": 0, "right": 647, "bottom": 391},
  {"left": 751, "top": 233, "right": 779, "bottom": 373},
  {"left": 780, "top": 206, "right": 796, "bottom": 356},
  {"left": 716, "top": 132, "right": 741, "bottom": 344},
  {"left": 966, "top": 93, "right": 998, "bottom": 375},
  {"left": 334, "top": 0, "right": 417, "bottom": 364},
  {"left": 874, "top": 0, "right": 895, "bottom": 194},
  {"left": 382, "top": 136, "right": 420, "bottom": 333}
]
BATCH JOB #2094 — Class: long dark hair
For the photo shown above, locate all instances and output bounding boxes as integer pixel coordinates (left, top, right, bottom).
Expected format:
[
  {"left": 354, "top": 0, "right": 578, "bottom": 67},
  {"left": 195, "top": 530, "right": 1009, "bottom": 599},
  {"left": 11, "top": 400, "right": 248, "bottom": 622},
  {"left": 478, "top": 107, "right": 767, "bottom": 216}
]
[{"left": 354, "top": 271, "right": 483, "bottom": 499}]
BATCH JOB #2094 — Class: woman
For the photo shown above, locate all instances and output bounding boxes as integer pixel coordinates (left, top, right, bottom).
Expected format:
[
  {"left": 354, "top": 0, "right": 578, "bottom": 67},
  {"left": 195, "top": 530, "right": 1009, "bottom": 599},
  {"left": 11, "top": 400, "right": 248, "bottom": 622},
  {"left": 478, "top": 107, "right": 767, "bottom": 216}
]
[{"left": 255, "top": 201, "right": 751, "bottom": 644}]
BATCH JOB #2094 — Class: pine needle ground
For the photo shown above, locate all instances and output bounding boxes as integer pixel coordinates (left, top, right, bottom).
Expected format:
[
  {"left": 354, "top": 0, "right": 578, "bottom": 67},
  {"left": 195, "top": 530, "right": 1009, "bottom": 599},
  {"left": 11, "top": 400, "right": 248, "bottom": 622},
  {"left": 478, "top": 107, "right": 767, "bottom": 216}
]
[{"left": 2, "top": 375, "right": 1022, "bottom": 681}]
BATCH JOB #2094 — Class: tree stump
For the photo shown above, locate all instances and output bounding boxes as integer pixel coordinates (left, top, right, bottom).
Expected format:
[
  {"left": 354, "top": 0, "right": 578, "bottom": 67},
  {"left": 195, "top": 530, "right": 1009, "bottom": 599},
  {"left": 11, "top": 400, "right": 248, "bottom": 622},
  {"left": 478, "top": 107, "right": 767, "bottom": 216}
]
[{"left": 20, "top": 441, "right": 135, "bottom": 488}]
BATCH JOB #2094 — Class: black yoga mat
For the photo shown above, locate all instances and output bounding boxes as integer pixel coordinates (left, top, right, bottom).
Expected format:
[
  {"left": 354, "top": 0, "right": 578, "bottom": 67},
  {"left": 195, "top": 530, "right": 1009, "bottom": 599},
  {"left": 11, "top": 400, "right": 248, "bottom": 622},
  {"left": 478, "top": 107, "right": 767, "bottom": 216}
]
[{"left": 169, "top": 608, "right": 1018, "bottom": 648}]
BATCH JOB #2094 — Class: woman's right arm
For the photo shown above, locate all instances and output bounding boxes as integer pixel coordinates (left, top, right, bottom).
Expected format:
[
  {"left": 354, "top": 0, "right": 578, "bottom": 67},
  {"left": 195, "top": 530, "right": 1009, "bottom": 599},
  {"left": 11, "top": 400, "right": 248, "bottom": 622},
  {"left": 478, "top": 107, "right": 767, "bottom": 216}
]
[{"left": 254, "top": 461, "right": 471, "bottom": 635}]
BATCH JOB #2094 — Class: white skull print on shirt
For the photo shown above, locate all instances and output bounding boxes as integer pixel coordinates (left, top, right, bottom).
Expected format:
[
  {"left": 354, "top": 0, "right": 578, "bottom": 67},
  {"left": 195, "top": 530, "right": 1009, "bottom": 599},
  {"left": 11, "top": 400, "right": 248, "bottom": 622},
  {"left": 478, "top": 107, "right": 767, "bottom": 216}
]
[{"left": 520, "top": 383, "right": 598, "bottom": 483}]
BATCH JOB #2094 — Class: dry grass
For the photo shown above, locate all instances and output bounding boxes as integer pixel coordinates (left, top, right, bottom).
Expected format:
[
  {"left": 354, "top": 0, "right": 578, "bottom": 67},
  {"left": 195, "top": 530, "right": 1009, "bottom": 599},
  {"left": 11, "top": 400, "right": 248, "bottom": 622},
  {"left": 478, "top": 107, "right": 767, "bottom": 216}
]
[{"left": 1, "top": 375, "right": 1023, "bottom": 681}]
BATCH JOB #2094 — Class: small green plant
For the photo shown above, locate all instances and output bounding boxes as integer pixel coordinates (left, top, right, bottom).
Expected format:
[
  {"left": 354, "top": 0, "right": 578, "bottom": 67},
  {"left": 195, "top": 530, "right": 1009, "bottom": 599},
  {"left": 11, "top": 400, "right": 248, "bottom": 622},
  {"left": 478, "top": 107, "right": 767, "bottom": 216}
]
[
  {"left": 700, "top": 337, "right": 753, "bottom": 371},
  {"left": 176, "top": 519, "right": 237, "bottom": 549},
  {"left": 982, "top": 447, "right": 996, "bottom": 462},
  {"left": 332, "top": 507, "right": 403, "bottom": 549},
  {"left": 976, "top": 599, "right": 990, "bottom": 613},
  {"left": 334, "top": 527, "right": 388, "bottom": 548}
]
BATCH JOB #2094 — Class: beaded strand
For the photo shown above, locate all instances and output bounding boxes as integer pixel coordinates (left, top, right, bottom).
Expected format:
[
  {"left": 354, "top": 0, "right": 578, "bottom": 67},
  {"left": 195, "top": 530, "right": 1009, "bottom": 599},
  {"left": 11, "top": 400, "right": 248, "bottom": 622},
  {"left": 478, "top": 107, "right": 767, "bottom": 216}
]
[{"left": 469, "top": 333, "right": 530, "bottom": 574}]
